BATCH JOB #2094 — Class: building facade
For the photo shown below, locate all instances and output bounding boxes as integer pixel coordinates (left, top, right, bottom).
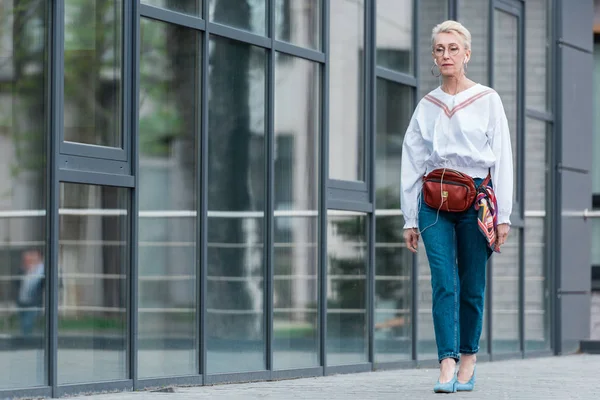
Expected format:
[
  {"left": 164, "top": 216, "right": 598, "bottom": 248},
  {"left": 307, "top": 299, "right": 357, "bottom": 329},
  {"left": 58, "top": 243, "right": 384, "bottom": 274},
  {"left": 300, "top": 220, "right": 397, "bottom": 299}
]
[{"left": 0, "top": 0, "right": 595, "bottom": 398}]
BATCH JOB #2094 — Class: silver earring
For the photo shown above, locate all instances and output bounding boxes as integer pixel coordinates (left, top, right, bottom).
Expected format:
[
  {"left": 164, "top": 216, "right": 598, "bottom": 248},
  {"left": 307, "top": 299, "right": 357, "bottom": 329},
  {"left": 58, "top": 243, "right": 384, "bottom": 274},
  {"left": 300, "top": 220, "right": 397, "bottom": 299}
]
[{"left": 431, "top": 62, "right": 441, "bottom": 77}]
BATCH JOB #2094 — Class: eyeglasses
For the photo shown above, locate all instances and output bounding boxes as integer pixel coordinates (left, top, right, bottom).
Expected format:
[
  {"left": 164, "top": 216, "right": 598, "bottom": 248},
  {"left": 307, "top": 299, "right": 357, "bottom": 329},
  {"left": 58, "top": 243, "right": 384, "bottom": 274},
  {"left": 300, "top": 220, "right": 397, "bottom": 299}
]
[{"left": 433, "top": 45, "right": 460, "bottom": 57}]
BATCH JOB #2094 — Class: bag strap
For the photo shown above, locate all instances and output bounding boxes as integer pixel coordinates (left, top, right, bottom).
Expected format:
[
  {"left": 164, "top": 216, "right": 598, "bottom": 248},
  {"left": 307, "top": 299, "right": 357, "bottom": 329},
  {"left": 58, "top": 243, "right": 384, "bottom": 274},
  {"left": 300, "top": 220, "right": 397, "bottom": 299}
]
[{"left": 479, "top": 168, "right": 492, "bottom": 188}]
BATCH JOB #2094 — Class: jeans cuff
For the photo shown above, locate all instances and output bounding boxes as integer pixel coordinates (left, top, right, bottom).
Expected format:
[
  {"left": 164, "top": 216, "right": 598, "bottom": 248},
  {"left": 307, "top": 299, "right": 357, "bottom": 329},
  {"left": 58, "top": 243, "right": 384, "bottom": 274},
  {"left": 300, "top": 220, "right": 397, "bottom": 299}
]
[
  {"left": 438, "top": 352, "right": 460, "bottom": 363},
  {"left": 459, "top": 347, "right": 479, "bottom": 355}
]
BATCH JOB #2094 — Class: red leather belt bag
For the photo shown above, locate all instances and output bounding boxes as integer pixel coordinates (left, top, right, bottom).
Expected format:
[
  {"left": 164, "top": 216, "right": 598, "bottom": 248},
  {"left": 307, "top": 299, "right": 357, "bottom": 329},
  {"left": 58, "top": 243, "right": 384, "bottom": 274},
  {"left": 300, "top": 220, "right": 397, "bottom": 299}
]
[{"left": 422, "top": 168, "right": 491, "bottom": 212}]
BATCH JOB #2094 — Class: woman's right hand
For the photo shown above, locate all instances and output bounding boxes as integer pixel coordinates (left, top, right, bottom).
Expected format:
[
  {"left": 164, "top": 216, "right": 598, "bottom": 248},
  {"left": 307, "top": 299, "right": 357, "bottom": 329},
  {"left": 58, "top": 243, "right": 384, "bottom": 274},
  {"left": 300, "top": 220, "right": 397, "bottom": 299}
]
[{"left": 403, "top": 228, "right": 420, "bottom": 253}]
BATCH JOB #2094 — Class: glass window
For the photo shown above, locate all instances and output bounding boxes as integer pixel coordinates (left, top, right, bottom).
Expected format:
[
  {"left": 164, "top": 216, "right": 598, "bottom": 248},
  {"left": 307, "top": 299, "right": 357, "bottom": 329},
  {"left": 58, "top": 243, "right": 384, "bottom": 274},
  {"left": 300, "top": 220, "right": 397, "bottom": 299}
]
[
  {"left": 275, "top": 0, "right": 321, "bottom": 51},
  {"left": 327, "top": 211, "right": 368, "bottom": 365},
  {"left": 524, "top": 218, "right": 549, "bottom": 351},
  {"left": 138, "top": 19, "right": 200, "bottom": 378},
  {"left": 63, "top": 0, "right": 123, "bottom": 148},
  {"left": 494, "top": 9, "right": 519, "bottom": 202},
  {"left": 524, "top": 119, "right": 550, "bottom": 350},
  {"left": 142, "top": 0, "right": 202, "bottom": 16},
  {"left": 377, "top": 0, "right": 413, "bottom": 73},
  {"left": 209, "top": 0, "right": 266, "bottom": 36},
  {"left": 206, "top": 36, "right": 266, "bottom": 374},
  {"left": 526, "top": 0, "right": 549, "bottom": 111},
  {"left": 418, "top": 0, "right": 448, "bottom": 99},
  {"left": 458, "top": 0, "right": 489, "bottom": 88},
  {"left": 273, "top": 54, "right": 320, "bottom": 370},
  {"left": 0, "top": 1, "right": 48, "bottom": 389},
  {"left": 329, "top": 0, "right": 365, "bottom": 181},
  {"left": 58, "top": 183, "right": 129, "bottom": 384},
  {"left": 492, "top": 230, "right": 520, "bottom": 354},
  {"left": 374, "top": 79, "right": 412, "bottom": 362}
]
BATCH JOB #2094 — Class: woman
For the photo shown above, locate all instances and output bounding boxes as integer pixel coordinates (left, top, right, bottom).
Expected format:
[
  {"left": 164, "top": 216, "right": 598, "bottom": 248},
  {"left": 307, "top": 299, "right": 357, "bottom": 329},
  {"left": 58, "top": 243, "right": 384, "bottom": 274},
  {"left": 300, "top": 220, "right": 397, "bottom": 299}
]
[{"left": 400, "top": 20, "right": 513, "bottom": 393}]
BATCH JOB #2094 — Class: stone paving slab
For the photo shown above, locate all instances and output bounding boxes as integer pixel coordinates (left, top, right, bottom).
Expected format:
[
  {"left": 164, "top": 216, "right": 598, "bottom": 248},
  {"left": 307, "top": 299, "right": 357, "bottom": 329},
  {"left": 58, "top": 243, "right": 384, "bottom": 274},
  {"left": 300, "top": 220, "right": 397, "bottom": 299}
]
[{"left": 51, "top": 354, "right": 600, "bottom": 400}]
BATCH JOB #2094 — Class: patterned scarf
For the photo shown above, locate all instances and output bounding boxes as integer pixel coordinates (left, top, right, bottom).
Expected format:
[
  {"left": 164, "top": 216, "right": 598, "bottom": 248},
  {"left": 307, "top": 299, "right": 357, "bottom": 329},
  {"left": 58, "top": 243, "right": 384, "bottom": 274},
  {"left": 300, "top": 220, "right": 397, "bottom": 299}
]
[{"left": 474, "top": 185, "right": 500, "bottom": 253}]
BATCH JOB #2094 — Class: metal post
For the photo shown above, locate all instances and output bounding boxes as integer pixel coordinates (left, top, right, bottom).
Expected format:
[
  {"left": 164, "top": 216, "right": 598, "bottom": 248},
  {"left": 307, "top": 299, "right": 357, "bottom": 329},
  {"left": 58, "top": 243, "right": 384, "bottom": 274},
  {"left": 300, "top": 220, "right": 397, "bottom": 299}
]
[
  {"left": 129, "top": 0, "right": 140, "bottom": 388},
  {"left": 49, "top": 0, "right": 65, "bottom": 395},
  {"left": 266, "top": 0, "right": 275, "bottom": 375},
  {"left": 200, "top": 0, "right": 210, "bottom": 380},
  {"left": 320, "top": 0, "right": 330, "bottom": 372}
]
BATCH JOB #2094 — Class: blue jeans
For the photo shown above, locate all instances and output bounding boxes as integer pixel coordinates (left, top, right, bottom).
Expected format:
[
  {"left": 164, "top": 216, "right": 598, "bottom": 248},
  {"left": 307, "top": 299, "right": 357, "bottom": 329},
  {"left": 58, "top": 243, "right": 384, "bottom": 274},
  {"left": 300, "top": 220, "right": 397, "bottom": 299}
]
[{"left": 418, "top": 178, "right": 493, "bottom": 363}]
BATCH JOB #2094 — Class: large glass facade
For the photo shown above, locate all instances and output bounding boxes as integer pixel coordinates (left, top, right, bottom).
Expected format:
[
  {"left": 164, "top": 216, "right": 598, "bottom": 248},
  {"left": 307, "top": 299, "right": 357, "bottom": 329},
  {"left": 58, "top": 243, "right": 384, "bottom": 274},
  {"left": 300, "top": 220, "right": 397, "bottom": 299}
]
[
  {"left": 138, "top": 18, "right": 200, "bottom": 378},
  {"left": 374, "top": 79, "right": 413, "bottom": 362},
  {"left": 0, "top": 0, "right": 577, "bottom": 397},
  {"left": 64, "top": 0, "right": 123, "bottom": 148},
  {"left": 206, "top": 36, "right": 267, "bottom": 374},
  {"left": 328, "top": 0, "right": 365, "bottom": 182},
  {"left": 273, "top": 54, "right": 321, "bottom": 370},
  {"left": 58, "top": 183, "right": 129, "bottom": 384},
  {"left": 0, "top": 0, "right": 48, "bottom": 390},
  {"left": 492, "top": 6, "right": 521, "bottom": 354}
]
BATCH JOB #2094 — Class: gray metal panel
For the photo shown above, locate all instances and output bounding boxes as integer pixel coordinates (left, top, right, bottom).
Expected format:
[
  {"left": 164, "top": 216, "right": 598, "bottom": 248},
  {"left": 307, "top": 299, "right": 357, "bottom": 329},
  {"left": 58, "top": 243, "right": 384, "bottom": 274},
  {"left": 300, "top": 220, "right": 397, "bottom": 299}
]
[
  {"left": 55, "top": 380, "right": 133, "bottom": 398},
  {"left": 273, "top": 41, "right": 325, "bottom": 63},
  {"left": 560, "top": 293, "right": 591, "bottom": 353},
  {"left": 0, "top": 387, "right": 51, "bottom": 400},
  {"left": 140, "top": 3, "right": 206, "bottom": 30},
  {"left": 559, "top": 46, "right": 594, "bottom": 172},
  {"left": 559, "top": 217, "right": 592, "bottom": 292},
  {"left": 271, "top": 367, "right": 324, "bottom": 380},
  {"left": 58, "top": 169, "right": 135, "bottom": 188},
  {"left": 59, "top": 154, "right": 131, "bottom": 176},
  {"left": 561, "top": 170, "right": 592, "bottom": 210},
  {"left": 137, "top": 375, "right": 203, "bottom": 390},
  {"left": 327, "top": 188, "right": 370, "bottom": 205},
  {"left": 558, "top": 0, "right": 594, "bottom": 52},
  {"left": 204, "top": 371, "right": 271, "bottom": 385}
]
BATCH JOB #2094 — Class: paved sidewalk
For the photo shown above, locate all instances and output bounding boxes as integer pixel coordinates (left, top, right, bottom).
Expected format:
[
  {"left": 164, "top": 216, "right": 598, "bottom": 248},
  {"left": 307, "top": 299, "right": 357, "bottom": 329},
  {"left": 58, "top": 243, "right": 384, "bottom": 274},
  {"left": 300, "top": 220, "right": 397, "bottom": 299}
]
[{"left": 62, "top": 354, "right": 598, "bottom": 400}]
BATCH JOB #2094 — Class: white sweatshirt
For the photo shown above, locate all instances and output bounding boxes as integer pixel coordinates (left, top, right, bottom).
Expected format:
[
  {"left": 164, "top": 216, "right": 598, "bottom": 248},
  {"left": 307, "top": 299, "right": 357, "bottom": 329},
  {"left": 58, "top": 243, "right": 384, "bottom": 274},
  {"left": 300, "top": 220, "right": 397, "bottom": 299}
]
[{"left": 400, "top": 83, "right": 513, "bottom": 229}]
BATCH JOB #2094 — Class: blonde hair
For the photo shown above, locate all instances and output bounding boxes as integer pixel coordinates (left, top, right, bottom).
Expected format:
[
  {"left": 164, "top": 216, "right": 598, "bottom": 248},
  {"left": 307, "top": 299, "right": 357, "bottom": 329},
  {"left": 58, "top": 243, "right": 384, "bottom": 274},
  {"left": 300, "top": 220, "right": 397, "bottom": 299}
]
[{"left": 431, "top": 20, "right": 472, "bottom": 50}]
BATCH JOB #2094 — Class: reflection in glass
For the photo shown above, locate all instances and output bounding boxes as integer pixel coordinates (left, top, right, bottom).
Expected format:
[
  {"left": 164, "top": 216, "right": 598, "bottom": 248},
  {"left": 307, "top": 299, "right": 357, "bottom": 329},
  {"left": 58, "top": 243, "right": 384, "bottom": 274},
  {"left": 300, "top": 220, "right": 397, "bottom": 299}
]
[
  {"left": 526, "top": 0, "right": 549, "bottom": 111},
  {"left": 329, "top": 0, "right": 365, "bottom": 181},
  {"left": 494, "top": 10, "right": 519, "bottom": 198},
  {"left": 142, "top": 0, "right": 202, "bottom": 16},
  {"left": 207, "top": 36, "right": 266, "bottom": 374},
  {"left": 524, "top": 118, "right": 550, "bottom": 351},
  {"left": 275, "top": 0, "right": 321, "bottom": 50},
  {"left": 138, "top": 19, "right": 199, "bottom": 378},
  {"left": 0, "top": 1, "right": 48, "bottom": 389},
  {"left": 377, "top": 0, "right": 413, "bottom": 73},
  {"left": 273, "top": 54, "right": 320, "bottom": 369},
  {"left": 209, "top": 0, "right": 266, "bottom": 36},
  {"left": 374, "top": 79, "right": 412, "bottom": 362},
  {"left": 524, "top": 218, "right": 549, "bottom": 350},
  {"left": 58, "top": 184, "right": 129, "bottom": 384},
  {"left": 64, "top": 0, "right": 123, "bottom": 147},
  {"left": 327, "top": 212, "right": 368, "bottom": 365},
  {"left": 418, "top": 0, "right": 448, "bottom": 99},
  {"left": 458, "top": 0, "right": 489, "bottom": 87},
  {"left": 492, "top": 231, "right": 520, "bottom": 354}
]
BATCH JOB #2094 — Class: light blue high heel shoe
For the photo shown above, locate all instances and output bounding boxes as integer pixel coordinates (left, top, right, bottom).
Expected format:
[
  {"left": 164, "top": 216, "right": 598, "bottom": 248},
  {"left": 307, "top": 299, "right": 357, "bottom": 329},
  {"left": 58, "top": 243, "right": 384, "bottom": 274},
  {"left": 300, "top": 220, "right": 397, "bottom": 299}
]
[
  {"left": 433, "top": 373, "right": 458, "bottom": 393},
  {"left": 456, "top": 365, "right": 476, "bottom": 391}
]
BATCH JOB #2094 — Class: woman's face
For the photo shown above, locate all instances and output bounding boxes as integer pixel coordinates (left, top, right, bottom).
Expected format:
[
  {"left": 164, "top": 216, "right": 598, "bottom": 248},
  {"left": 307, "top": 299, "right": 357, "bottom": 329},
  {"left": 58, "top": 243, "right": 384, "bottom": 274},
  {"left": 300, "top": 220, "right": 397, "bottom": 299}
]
[{"left": 432, "top": 32, "right": 470, "bottom": 77}]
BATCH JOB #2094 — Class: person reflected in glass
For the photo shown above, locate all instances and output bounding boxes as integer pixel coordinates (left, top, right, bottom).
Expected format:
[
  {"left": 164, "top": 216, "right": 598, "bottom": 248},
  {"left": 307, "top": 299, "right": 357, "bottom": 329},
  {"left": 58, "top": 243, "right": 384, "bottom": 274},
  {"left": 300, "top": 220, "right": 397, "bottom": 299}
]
[
  {"left": 400, "top": 20, "right": 513, "bottom": 393},
  {"left": 17, "top": 249, "right": 45, "bottom": 336}
]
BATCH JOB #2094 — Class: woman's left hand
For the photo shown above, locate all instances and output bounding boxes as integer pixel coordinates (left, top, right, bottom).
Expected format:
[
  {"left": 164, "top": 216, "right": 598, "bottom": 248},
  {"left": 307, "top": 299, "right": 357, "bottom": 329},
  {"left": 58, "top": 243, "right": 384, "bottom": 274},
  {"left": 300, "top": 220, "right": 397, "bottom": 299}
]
[{"left": 496, "top": 223, "right": 510, "bottom": 248}]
